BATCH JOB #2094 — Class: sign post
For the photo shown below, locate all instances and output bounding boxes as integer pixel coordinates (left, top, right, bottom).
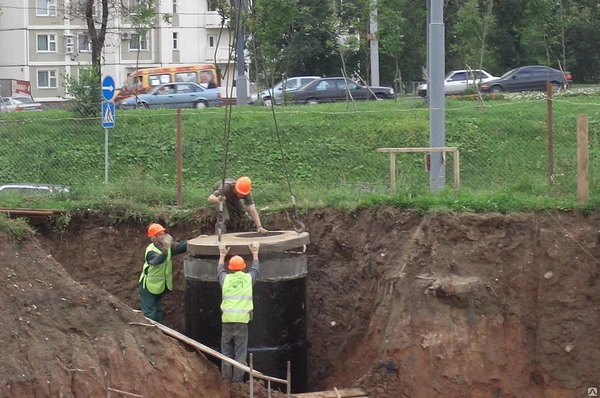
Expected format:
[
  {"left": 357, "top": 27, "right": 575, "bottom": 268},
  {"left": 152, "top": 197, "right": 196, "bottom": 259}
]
[{"left": 101, "top": 76, "right": 116, "bottom": 184}]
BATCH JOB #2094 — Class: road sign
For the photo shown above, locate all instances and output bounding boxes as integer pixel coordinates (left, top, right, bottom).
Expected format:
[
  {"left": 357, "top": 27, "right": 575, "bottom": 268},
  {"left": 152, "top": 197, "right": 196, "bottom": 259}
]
[
  {"left": 102, "top": 101, "right": 115, "bottom": 128},
  {"left": 101, "top": 75, "right": 116, "bottom": 101}
]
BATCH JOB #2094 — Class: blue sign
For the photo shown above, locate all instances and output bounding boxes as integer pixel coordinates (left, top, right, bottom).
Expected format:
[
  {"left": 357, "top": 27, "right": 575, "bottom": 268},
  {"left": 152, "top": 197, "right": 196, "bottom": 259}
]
[
  {"left": 101, "top": 75, "right": 116, "bottom": 101},
  {"left": 102, "top": 101, "right": 115, "bottom": 128}
]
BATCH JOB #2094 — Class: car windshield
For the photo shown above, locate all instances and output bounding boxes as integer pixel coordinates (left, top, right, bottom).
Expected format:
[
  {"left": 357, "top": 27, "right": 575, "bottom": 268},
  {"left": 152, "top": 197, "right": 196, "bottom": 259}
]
[
  {"left": 13, "top": 97, "right": 35, "bottom": 104},
  {"left": 138, "top": 87, "right": 153, "bottom": 94},
  {"left": 500, "top": 68, "right": 518, "bottom": 79}
]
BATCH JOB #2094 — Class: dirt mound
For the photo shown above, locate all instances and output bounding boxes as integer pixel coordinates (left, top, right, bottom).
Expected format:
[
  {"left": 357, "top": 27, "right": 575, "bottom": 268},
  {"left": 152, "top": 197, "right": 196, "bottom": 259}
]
[{"left": 3, "top": 208, "right": 598, "bottom": 397}]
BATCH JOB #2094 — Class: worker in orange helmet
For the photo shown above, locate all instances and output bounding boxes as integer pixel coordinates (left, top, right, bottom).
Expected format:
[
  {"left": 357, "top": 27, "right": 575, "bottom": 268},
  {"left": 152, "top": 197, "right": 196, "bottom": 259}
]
[
  {"left": 138, "top": 223, "right": 187, "bottom": 322},
  {"left": 207, "top": 176, "right": 268, "bottom": 234},
  {"left": 217, "top": 242, "right": 260, "bottom": 383}
]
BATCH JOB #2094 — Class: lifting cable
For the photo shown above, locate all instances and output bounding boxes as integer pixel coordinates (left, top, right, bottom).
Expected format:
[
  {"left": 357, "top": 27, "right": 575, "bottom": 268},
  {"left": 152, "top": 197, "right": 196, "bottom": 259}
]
[
  {"left": 215, "top": 5, "right": 240, "bottom": 242},
  {"left": 247, "top": 5, "right": 305, "bottom": 234}
]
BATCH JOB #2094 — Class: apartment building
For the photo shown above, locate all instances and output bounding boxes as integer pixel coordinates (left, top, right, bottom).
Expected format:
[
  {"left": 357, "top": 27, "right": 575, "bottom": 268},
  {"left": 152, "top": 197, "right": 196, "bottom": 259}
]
[{"left": 0, "top": 0, "right": 241, "bottom": 103}]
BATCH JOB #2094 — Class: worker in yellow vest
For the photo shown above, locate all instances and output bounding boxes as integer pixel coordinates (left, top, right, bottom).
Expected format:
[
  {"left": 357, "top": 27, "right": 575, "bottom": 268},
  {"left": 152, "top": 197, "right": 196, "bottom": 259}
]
[
  {"left": 217, "top": 242, "right": 260, "bottom": 383},
  {"left": 138, "top": 223, "right": 187, "bottom": 322}
]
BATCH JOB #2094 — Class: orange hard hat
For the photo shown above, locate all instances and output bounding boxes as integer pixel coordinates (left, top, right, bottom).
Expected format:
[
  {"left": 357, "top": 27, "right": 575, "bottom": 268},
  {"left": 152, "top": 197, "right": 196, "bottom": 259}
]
[
  {"left": 228, "top": 255, "right": 246, "bottom": 271},
  {"left": 147, "top": 223, "right": 166, "bottom": 238},
  {"left": 235, "top": 176, "right": 252, "bottom": 196}
]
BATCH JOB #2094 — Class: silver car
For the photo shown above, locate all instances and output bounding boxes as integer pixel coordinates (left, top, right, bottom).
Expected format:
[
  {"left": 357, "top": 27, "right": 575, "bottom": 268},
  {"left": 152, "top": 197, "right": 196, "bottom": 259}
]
[
  {"left": 1, "top": 96, "right": 45, "bottom": 113},
  {"left": 417, "top": 69, "right": 498, "bottom": 97},
  {"left": 117, "top": 82, "right": 222, "bottom": 110},
  {"left": 249, "top": 76, "right": 321, "bottom": 106}
]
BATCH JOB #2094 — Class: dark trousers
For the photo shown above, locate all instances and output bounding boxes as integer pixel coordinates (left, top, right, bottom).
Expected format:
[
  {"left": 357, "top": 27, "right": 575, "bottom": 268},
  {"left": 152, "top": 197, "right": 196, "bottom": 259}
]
[
  {"left": 216, "top": 203, "right": 248, "bottom": 233},
  {"left": 138, "top": 282, "right": 164, "bottom": 322},
  {"left": 221, "top": 322, "right": 249, "bottom": 383}
]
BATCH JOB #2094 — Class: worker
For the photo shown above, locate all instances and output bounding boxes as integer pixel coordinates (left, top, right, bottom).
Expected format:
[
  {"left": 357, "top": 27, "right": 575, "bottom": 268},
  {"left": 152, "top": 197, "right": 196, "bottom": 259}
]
[
  {"left": 218, "top": 242, "right": 260, "bottom": 383},
  {"left": 207, "top": 176, "right": 268, "bottom": 234},
  {"left": 138, "top": 223, "right": 187, "bottom": 322}
]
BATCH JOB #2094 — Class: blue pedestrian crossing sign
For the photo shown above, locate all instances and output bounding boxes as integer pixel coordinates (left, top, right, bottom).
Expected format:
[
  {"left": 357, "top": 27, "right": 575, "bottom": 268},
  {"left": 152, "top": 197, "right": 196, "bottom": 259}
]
[
  {"left": 102, "top": 101, "right": 115, "bottom": 128},
  {"left": 101, "top": 75, "right": 116, "bottom": 101}
]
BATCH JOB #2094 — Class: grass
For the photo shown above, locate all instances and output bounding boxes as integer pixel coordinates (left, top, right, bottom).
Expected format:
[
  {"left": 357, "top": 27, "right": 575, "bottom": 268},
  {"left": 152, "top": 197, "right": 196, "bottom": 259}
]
[{"left": 1, "top": 91, "right": 600, "bottom": 225}]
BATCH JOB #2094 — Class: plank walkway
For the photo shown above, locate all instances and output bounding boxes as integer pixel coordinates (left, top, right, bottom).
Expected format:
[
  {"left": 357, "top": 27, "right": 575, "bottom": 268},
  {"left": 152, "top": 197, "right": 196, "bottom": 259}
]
[{"left": 292, "top": 388, "right": 368, "bottom": 398}]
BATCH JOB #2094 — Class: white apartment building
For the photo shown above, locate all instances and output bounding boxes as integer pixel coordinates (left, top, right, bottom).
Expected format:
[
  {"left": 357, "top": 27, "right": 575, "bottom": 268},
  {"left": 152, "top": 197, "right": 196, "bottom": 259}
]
[{"left": 0, "top": 0, "right": 242, "bottom": 103}]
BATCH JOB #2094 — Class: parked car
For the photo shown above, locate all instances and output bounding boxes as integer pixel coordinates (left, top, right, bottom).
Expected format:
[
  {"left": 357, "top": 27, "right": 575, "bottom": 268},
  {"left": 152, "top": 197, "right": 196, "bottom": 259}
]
[
  {"left": 287, "top": 77, "right": 395, "bottom": 105},
  {"left": 0, "top": 96, "right": 44, "bottom": 113},
  {"left": 0, "top": 183, "right": 70, "bottom": 196},
  {"left": 480, "top": 66, "right": 572, "bottom": 93},
  {"left": 249, "top": 76, "right": 321, "bottom": 106},
  {"left": 116, "top": 82, "right": 222, "bottom": 110},
  {"left": 417, "top": 69, "right": 498, "bottom": 97}
]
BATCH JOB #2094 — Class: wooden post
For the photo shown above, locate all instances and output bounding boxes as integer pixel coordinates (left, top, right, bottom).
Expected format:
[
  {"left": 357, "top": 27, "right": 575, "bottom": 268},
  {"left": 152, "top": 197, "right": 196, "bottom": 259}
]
[
  {"left": 577, "top": 114, "right": 589, "bottom": 204},
  {"left": 453, "top": 149, "right": 460, "bottom": 192},
  {"left": 389, "top": 152, "right": 396, "bottom": 194},
  {"left": 176, "top": 109, "right": 183, "bottom": 208},
  {"left": 547, "top": 82, "right": 554, "bottom": 185}
]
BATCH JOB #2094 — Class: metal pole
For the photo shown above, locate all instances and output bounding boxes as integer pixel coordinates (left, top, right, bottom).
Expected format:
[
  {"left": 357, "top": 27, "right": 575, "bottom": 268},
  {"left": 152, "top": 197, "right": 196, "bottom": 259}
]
[
  {"left": 235, "top": 0, "right": 248, "bottom": 105},
  {"left": 249, "top": 353, "right": 254, "bottom": 398},
  {"left": 104, "top": 128, "right": 108, "bottom": 184},
  {"left": 176, "top": 109, "right": 183, "bottom": 207},
  {"left": 286, "top": 361, "right": 291, "bottom": 397},
  {"left": 369, "top": 0, "right": 380, "bottom": 86},
  {"left": 428, "top": 0, "right": 446, "bottom": 190}
]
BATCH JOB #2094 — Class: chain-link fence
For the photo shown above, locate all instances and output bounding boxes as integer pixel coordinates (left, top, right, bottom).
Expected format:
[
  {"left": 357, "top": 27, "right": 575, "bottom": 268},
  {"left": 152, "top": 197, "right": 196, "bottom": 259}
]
[{"left": 0, "top": 94, "right": 598, "bottom": 205}]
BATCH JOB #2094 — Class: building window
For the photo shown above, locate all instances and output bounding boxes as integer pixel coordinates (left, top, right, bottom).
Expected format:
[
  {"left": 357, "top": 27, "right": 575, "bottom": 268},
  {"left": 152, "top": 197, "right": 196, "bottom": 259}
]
[
  {"left": 76, "top": 0, "right": 100, "bottom": 16},
  {"left": 173, "top": 32, "right": 178, "bottom": 50},
  {"left": 37, "top": 0, "right": 57, "bottom": 16},
  {"left": 37, "top": 34, "right": 57, "bottom": 52},
  {"left": 78, "top": 34, "right": 92, "bottom": 52},
  {"left": 207, "top": 0, "right": 217, "bottom": 12},
  {"left": 208, "top": 35, "right": 216, "bottom": 48},
  {"left": 129, "top": 33, "right": 148, "bottom": 51},
  {"left": 128, "top": 0, "right": 140, "bottom": 14},
  {"left": 38, "top": 70, "right": 58, "bottom": 88},
  {"left": 172, "top": 0, "right": 177, "bottom": 13}
]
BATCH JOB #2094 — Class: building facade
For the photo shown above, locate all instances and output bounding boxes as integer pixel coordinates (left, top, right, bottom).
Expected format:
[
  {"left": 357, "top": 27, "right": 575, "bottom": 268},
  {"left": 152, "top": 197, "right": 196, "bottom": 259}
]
[{"left": 0, "top": 0, "right": 241, "bottom": 103}]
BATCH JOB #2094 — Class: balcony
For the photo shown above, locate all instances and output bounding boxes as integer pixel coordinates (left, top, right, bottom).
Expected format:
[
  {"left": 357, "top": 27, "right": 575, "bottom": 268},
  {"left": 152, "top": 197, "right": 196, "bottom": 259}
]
[{"left": 204, "top": 13, "right": 227, "bottom": 29}]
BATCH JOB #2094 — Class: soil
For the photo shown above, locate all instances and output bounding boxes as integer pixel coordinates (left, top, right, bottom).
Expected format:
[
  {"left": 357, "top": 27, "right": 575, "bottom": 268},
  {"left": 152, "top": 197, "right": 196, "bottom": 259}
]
[{"left": 1, "top": 207, "right": 599, "bottom": 398}]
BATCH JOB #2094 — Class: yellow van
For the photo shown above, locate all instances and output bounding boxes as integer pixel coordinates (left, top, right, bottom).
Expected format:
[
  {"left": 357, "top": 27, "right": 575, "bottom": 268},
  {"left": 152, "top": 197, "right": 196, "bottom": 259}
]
[{"left": 115, "top": 64, "right": 220, "bottom": 102}]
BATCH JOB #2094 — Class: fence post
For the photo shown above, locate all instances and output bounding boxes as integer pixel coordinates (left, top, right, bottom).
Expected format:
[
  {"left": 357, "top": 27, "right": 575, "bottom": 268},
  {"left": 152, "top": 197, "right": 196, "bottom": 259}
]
[
  {"left": 176, "top": 109, "right": 183, "bottom": 208},
  {"left": 577, "top": 114, "right": 589, "bottom": 204},
  {"left": 546, "top": 82, "right": 554, "bottom": 185}
]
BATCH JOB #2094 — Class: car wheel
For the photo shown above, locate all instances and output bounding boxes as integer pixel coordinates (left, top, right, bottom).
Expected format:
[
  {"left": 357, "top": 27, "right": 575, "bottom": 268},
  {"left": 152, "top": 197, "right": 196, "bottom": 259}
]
[
  {"left": 375, "top": 93, "right": 387, "bottom": 100},
  {"left": 550, "top": 82, "right": 562, "bottom": 92},
  {"left": 306, "top": 98, "right": 319, "bottom": 105},
  {"left": 263, "top": 98, "right": 273, "bottom": 107},
  {"left": 194, "top": 101, "right": 207, "bottom": 109},
  {"left": 135, "top": 102, "right": 149, "bottom": 109},
  {"left": 490, "top": 85, "right": 503, "bottom": 93}
]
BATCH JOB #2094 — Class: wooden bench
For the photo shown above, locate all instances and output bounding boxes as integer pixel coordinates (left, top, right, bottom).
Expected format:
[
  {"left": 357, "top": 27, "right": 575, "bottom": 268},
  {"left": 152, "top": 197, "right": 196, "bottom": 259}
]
[{"left": 377, "top": 147, "right": 460, "bottom": 193}]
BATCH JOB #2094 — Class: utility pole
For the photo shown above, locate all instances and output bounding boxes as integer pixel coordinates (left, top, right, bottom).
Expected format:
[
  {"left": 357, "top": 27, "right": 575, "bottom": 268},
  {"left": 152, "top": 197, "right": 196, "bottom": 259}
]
[
  {"left": 369, "top": 0, "right": 380, "bottom": 86},
  {"left": 235, "top": 0, "right": 248, "bottom": 105},
  {"left": 428, "top": 0, "right": 445, "bottom": 190}
]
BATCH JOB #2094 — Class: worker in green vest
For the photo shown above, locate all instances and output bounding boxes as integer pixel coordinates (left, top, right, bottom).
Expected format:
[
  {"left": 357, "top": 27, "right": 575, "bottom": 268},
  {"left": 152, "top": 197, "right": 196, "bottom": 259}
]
[
  {"left": 138, "top": 223, "right": 187, "bottom": 322},
  {"left": 217, "top": 242, "right": 260, "bottom": 383}
]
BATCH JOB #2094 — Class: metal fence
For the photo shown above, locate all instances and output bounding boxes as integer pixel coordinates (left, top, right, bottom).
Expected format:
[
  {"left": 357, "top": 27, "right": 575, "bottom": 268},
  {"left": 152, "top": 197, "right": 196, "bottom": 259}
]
[{"left": 0, "top": 94, "right": 598, "bottom": 205}]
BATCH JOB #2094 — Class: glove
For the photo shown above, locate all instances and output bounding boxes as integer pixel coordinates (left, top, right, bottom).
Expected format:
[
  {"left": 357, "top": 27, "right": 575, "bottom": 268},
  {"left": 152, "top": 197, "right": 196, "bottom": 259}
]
[
  {"left": 162, "top": 234, "right": 173, "bottom": 249},
  {"left": 249, "top": 242, "right": 260, "bottom": 254},
  {"left": 219, "top": 244, "right": 230, "bottom": 256},
  {"left": 257, "top": 226, "right": 268, "bottom": 234}
]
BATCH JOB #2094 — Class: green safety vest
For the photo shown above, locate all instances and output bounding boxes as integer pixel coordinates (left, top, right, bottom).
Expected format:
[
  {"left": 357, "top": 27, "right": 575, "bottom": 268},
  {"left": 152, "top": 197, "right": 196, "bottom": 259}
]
[
  {"left": 139, "top": 243, "right": 173, "bottom": 295},
  {"left": 221, "top": 271, "right": 253, "bottom": 323}
]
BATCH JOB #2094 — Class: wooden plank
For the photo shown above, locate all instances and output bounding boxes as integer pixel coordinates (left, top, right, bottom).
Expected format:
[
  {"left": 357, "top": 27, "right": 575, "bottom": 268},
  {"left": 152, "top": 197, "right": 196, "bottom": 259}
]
[
  {"left": 292, "top": 388, "right": 367, "bottom": 398},
  {"left": 377, "top": 147, "right": 457, "bottom": 153},
  {"left": 577, "top": 114, "right": 589, "bottom": 204}
]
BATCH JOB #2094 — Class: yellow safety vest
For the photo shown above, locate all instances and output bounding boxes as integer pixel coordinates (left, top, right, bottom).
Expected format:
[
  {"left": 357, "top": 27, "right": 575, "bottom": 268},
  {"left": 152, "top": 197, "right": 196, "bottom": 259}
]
[
  {"left": 139, "top": 243, "right": 173, "bottom": 295},
  {"left": 221, "top": 271, "right": 253, "bottom": 323}
]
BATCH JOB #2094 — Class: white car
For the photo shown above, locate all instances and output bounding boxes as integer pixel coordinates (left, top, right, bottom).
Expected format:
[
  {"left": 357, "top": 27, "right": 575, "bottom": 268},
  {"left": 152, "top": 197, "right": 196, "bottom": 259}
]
[
  {"left": 249, "top": 76, "right": 321, "bottom": 106},
  {"left": 1, "top": 96, "right": 45, "bottom": 113},
  {"left": 417, "top": 69, "right": 498, "bottom": 97}
]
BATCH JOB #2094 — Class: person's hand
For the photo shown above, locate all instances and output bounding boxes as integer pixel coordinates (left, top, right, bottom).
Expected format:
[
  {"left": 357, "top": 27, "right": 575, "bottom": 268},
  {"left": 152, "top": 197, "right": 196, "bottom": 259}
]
[
  {"left": 219, "top": 244, "right": 230, "bottom": 256},
  {"left": 257, "top": 226, "right": 268, "bottom": 234},
  {"left": 218, "top": 195, "right": 227, "bottom": 203},
  {"left": 162, "top": 233, "right": 173, "bottom": 249},
  {"left": 249, "top": 242, "right": 260, "bottom": 254}
]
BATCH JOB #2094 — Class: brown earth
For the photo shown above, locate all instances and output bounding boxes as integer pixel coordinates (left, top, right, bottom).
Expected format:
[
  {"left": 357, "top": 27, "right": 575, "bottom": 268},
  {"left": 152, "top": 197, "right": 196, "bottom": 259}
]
[{"left": 1, "top": 207, "right": 599, "bottom": 398}]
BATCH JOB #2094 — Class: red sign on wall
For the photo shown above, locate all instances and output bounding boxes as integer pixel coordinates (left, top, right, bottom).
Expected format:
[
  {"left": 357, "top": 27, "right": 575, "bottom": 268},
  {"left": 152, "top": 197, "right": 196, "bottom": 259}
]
[{"left": 11, "top": 80, "right": 31, "bottom": 96}]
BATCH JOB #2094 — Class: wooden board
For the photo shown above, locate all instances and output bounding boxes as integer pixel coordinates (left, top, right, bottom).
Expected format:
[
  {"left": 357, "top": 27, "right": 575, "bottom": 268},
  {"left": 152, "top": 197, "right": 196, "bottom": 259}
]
[{"left": 292, "top": 388, "right": 368, "bottom": 398}]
